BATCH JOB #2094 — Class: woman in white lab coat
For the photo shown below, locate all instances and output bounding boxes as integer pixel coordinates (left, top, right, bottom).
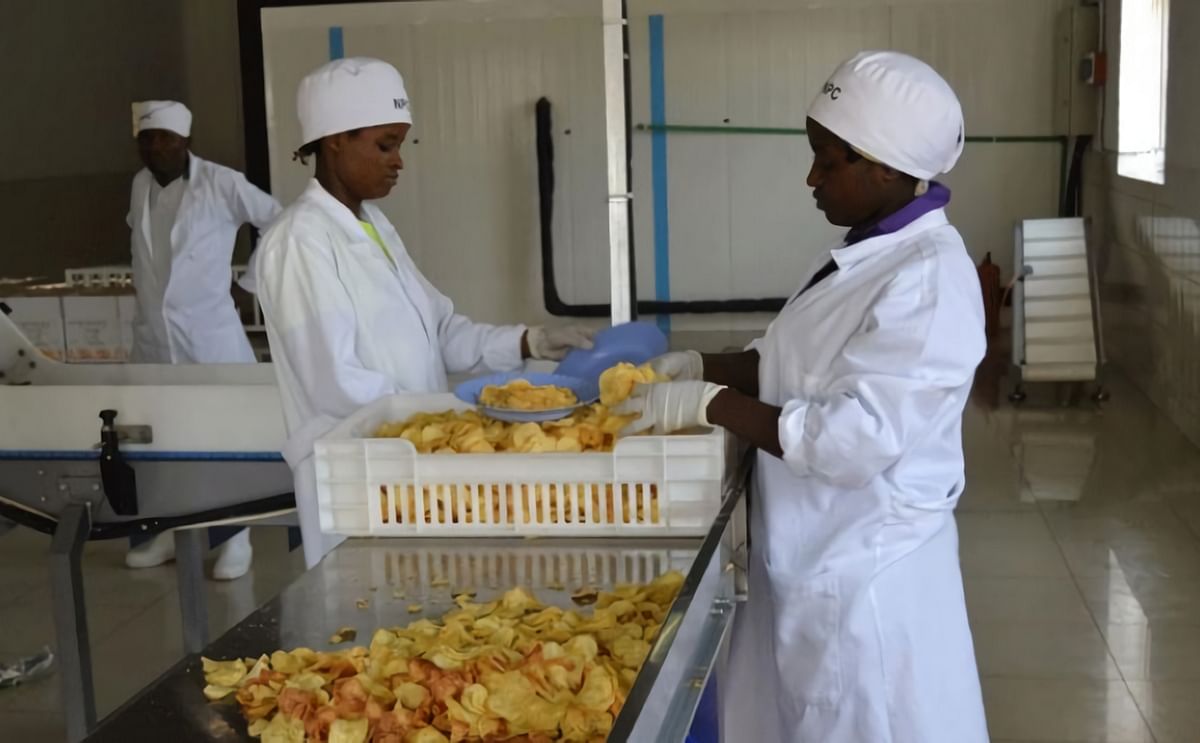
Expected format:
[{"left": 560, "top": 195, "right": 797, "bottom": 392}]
[
  {"left": 124, "top": 100, "right": 282, "bottom": 580},
  {"left": 619, "top": 52, "right": 990, "bottom": 742},
  {"left": 255, "top": 58, "right": 592, "bottom": 568}
]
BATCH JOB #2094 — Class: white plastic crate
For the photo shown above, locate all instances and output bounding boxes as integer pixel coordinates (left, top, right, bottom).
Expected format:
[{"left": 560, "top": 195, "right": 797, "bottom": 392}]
[{"left": 315, "top": 394, "right": 726, "bottom": 538}]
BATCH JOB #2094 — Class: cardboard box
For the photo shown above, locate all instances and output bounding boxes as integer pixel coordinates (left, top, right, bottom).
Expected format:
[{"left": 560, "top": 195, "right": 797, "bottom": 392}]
[
  {"left": 0, "top": 296, "right": 66, "bottom": 361},
  {"left": 116, "top": 295, "right": 138, "bottom": 359},
  {"left": 63, "top": 296, "right": 125, "bottom": 363}
]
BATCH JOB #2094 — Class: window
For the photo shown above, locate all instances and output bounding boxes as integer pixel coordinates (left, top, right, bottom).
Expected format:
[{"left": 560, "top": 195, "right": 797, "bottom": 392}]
[{"left": 1117, "top": 0, "right": 1170, "bottom": 184}]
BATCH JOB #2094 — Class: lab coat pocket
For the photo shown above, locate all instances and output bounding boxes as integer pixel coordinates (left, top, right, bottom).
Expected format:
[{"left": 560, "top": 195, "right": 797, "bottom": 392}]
[{"left": 769, "top": 571, "right": 843, "bottom": 709}]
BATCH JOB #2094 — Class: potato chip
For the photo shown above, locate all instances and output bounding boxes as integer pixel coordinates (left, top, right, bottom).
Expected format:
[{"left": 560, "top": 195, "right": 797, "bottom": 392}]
[
  {"left": 201, "top": 657, "right": 248, "bottom": 688},
  {"left": 271, "top": 648, "right": 317, "bottom": 675},
  {"left": 243, "top": 655, "right": 271, "bottom": 686},
  {"left": 555, "top": 436, "right": 583, "bottom": 453},
  {"left": 561, "top": 706, "right": 614, "bottom": 741},
  {"left": 258, "top": 713, "right": 305, "bottom": 743},
  {"left": 395, "top": 681, "right": 429, "bottom": 710},
  {"left": 247, "top": 718, "right": 270, "bottom": 737},
  {"left": 576, "top": 665, "right": 617, "bottom": 711},
  {"left": 283, "top": 671, "right": 327, "bottom": 693},
  {"left": 202, "top": 684, "right": 237, "bottom": 701},
  {"left": 407, "top": 728, "right": 450, "bottom": 743},
  {"left": 236, "top": 680, "right": 279, "bottom": 722},
  {"left": 327, "top": 717, "right": 369, "bottom": 743},
  {"left": 609, "top": 635, "right": 651, "bottom": 669},
  {"left": 599, "top": 362, "right": 668, "bottom": 406}
]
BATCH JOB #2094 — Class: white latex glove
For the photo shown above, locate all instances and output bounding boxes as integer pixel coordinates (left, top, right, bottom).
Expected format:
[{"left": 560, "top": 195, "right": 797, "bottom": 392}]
[
  {"left": 615, "top": 380, "right": 725, "bottom": 435},
  {"left": 526, "top": 325, "right": 596, "bottom": 361},
  {"left": 648, "top": 350, "right": 704, "bottom": 381}
]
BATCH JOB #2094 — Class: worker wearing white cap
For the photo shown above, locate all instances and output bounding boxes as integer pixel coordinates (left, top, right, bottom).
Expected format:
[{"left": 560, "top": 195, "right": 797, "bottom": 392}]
[
  {"left": 620, "top": 51, "right": 988, "bottom": 741},
  {"left": 255, "top": 58, "right": 594, "bottom": 568},
  {"left": 125, "top": 100, "right": 284, "bottom": 580}
]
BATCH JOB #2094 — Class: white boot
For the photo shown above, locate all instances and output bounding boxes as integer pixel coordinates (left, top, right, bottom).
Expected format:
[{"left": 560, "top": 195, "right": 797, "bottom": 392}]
[
  {"left": 125, "top": 532, "right": 176, "bottom": 569},
  {"left": 212, "top": 529, "right": 253, "bottom": 581}
]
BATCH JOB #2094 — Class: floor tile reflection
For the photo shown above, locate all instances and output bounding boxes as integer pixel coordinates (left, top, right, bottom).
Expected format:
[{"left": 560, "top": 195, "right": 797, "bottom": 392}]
[
  {"left": 1127, "top": 680, "right": 1200, "bottom": 743},
  {"left": 982, "top": 677, "right": 1155, "bottom": 742}
]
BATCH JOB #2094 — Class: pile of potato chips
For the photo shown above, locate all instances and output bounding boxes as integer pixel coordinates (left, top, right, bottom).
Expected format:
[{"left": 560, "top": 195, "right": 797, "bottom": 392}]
[
  {"left": 478, "top": 380, "right": 578, "bottom": 412},
  {"left": 597, "top": 364, "right": 667, "bottom": 407},
  {"left": 202, "top": 570, "right": 685, "bottom": 743},
  {"left": 371, "top": 364, "right": 669, "bottom": 456},
  {"left": 372, "top": 408, "right": 626, "bottom": 456}
]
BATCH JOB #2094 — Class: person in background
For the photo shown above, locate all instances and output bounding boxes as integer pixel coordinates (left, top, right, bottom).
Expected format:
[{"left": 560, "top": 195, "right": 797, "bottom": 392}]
[
  {"left": 124, "top": 100, "right": 283, "bottom": 581},
  {"left": 618, "top": 51, "right": 989, "bottom": 742},
  {"left": 256, "top": 58, "right": 594, "bottom": 569}
]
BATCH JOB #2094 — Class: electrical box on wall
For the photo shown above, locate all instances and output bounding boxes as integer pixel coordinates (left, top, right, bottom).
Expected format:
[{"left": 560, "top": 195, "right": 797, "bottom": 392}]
[
  {"left": 1080, "top": 51, "right": 1107, "bottom": 86},
  {"left": 1055, "top": 5, "right": 1101, "bottom": 136}
]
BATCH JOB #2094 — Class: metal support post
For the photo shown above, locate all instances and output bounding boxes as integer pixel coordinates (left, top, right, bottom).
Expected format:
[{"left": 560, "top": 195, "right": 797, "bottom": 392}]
[
  {"left": 51, "top": 504, "right": 96, "bottom": 742},
  {"left": 175, "top": 529, "right": 209, "bottom": 653}
]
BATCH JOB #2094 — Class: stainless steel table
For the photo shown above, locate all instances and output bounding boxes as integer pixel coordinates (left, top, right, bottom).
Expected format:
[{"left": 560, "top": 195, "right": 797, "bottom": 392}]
[{"left": 86, "top": 479, "right": 747, "bottom": 743}]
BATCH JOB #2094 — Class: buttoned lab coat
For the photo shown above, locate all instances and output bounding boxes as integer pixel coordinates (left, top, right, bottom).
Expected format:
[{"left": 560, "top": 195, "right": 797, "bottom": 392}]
[
  {"left": 720, "top": 209, "right": 990, "bottom": 743},
  {"left": 127, "top": 154, "right": 281, "bottom": 363}
]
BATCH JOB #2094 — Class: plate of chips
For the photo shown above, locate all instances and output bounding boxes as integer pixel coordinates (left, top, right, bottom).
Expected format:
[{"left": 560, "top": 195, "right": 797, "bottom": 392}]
[{"left": 455, "top": 372, "right": 600, "bottom": 422}]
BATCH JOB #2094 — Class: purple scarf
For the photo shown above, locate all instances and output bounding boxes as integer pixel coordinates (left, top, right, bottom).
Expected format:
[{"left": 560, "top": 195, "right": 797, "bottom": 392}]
[{"left": 845, "top": 182, "right": 951, "bottom": 245}]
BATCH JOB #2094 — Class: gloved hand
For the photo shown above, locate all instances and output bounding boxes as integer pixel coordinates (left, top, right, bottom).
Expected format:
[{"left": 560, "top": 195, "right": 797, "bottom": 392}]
[
  {"left": 614, "top": 380, "right": 725, "bottom": 435},
  {"left": 648, "top": 350, "right": 705, "bottom": 381},
  {"left": 526, "top": 326, "right": 596, "bottom": 361}
]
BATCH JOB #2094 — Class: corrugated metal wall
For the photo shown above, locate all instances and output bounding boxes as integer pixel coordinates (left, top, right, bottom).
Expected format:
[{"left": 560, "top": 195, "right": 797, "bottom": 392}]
[{"left": 261, "top": 0, "right": 1072, "bottom": 329}]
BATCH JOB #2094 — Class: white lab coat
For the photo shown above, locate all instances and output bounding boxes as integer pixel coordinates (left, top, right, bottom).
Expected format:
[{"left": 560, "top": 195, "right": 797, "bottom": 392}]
[
  {"left": 127, "top": 154, "right": 281, "bottom": 363},
  {"left": 720, "top": 209, "right": 989, "bottom": 743},
  {"left": 255, "top": 179, "right": 526, "bottom": 567}
]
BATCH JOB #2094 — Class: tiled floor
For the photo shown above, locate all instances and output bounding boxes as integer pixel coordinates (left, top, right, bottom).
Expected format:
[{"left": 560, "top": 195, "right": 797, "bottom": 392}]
[
  {"left": 3, "top": 370, "right": 1200, "bottom": 741},
  {"left": 0, "top": 528, "right": 306, "bottom": 740}
]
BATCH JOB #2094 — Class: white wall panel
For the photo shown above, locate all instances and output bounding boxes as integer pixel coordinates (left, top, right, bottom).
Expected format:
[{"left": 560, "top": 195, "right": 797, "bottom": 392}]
[
  {"left": 261, "top": 24, "right": 331, "bottom": 204},
  {"left": 260, "top": 0, "right": 1078, "bottom": 331},
  {"left": 941, "top": 142, "right": 1061, "bottom": 265},
  {"left": 629, "top": 0, "right": 1068, "bottom": 311},
  {"left": 890, "top": 0, "right": 1066, "bottom": 136},
  {"left": 728, "top": 138, "right": 836, "bottom": 299},
  {"left": 261, "top": 0, "right": 608, "bottom": 324}
]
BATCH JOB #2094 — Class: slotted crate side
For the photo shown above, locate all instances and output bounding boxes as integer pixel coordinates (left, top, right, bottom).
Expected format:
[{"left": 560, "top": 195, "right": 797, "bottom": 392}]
[
  {"left": 315, "top": 393, "right": 726, "bottom": 538},
  {"left": 368, "top": 546, "right": 690, "bottom": 592}
]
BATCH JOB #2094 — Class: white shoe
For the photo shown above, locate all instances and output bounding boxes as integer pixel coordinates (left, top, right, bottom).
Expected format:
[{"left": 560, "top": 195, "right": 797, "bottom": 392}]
[
  {"left": 212, "top": 530, "right": 253, "bottom": 581},
  {"left": 125, "top": 532, "right": 176, "bottom": 569}
]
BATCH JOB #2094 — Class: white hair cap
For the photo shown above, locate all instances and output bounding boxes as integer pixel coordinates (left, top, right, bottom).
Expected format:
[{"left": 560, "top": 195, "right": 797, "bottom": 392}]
[
  {"left": 807, "top": 51, "right": 964, "bottom": 180},
  {"left": 132, "top": 100, "right": 192, "bottom": 138},
  {"left": 297, "top": 57, "right": 412, "bottom": 146}
]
